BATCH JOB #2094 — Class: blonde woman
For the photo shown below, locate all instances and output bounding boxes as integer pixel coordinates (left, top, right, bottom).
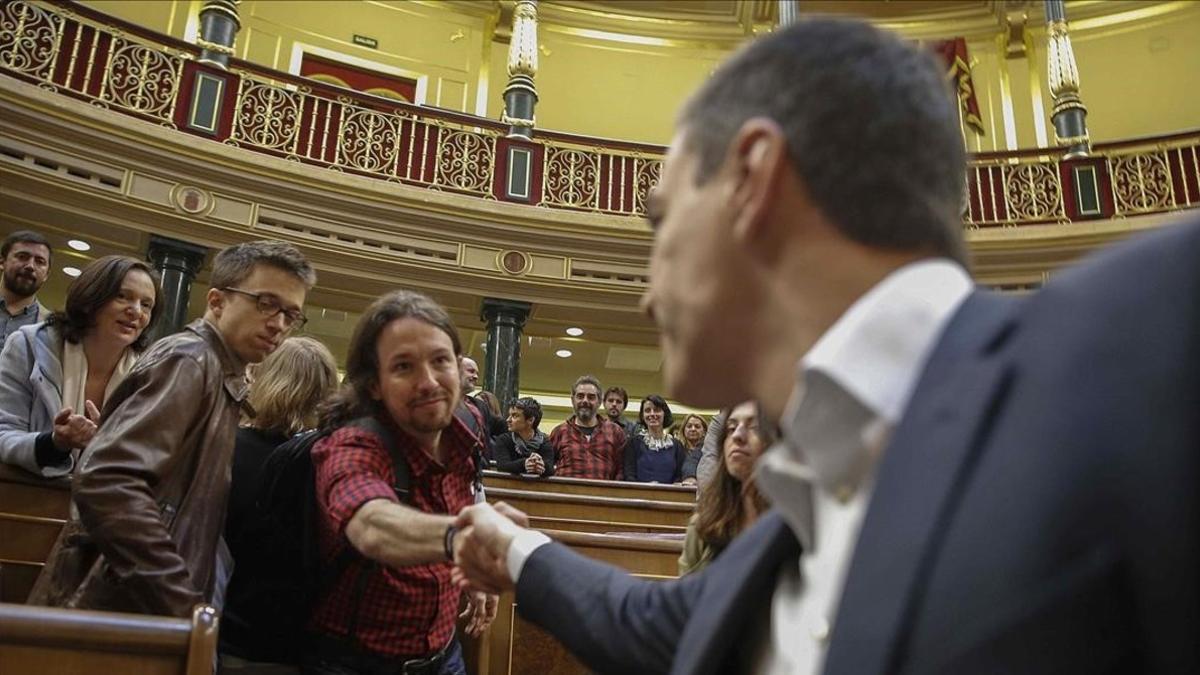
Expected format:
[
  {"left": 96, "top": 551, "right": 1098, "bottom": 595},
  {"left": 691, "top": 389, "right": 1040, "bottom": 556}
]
[
  {"left": 676, "top": 413, "right": 707, "bottom": 486},
  {"left": 226, "top": 336, "right": 339, "bottom": 542},
  {"left": 221, "top": 336, "right": 339, "bottom": 665}
]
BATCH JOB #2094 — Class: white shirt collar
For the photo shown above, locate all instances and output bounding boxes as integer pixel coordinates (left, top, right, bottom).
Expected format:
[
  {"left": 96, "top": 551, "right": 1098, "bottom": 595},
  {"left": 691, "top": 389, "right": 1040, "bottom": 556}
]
[
  {"left": 758, "top": 259, "right": 973, "bottom": 543},
  {"left": 796, "top": 258, "right": 974, "bottom": 426}
]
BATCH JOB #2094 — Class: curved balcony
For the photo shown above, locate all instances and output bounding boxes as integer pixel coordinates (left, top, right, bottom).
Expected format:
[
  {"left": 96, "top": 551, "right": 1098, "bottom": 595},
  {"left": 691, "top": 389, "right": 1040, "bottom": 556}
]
[{"left": 3, "top": 0, "right": 1196, "bottom": 230}]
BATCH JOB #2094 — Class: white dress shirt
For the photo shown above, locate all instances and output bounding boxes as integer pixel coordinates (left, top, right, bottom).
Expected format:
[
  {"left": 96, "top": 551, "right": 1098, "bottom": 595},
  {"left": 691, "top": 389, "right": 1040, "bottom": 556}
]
[{"left": 504, "top": 259, "right": 973, "bottom": 674}]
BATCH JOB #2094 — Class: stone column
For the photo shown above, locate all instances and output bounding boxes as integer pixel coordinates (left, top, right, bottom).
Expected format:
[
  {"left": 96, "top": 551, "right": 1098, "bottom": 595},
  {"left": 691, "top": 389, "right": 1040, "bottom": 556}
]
[
  {"left": 480, "top": 298, "right": 531, "bottom": 408},
  {"left": 502, "top": 0, "right": 539, "bottom": 139},
  {"left": 778, "top": 0, "right": 800, "bottom": 27},
  {"left": 196, "top": 0, "right": 241, "bottom": 69},
  {"left": 147, "top": 235, "right": 207, "bottom": 343},
  {"left": 1045, "top": 0, "right": 1090, "bottom": 158}
]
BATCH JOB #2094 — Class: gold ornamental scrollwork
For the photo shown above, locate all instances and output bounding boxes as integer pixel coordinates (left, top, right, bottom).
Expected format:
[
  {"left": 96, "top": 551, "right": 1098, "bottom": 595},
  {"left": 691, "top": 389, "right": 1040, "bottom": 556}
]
[
  {"left": 101, "top": 38, "right": 183, "bottom": 120},
  {"left": 543, "top": 146, "right": 599, "bottom": 209},
  {"left": 232, "top": 81, "right": 302, "bottom": 151},
  {"left": 1003, "top": 162, "right": 1063, "bottom": 222},
  {"left": 0, "top": 0, "right": 63, "bottom": 81},
  {"left": 339, "top": 109, "right": 400, "bottom": 173},
  {"left": 634, "top": 158, "right": 662, "bottom": 215},
  {"left": 1109, "top": 152, "right": 1172, "bottom": 214},
  {"left": 434, "top": 129, "right": 495, "bottom": 194}
]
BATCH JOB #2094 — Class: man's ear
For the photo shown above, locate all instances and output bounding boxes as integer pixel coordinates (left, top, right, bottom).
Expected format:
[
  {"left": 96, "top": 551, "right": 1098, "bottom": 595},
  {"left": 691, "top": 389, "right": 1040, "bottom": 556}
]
[
  {"left": 205, "top": 288, "right": 225, "bottom": 318},
  {"left": 727, "top": 118, "right": 788, "bottom": 251}
]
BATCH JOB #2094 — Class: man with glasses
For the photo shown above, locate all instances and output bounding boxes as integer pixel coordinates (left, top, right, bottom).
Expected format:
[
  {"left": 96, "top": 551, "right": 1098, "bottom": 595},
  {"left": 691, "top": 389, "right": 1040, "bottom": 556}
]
[{"left": 33, "top": 240, "right": 316, "bottom": 617}]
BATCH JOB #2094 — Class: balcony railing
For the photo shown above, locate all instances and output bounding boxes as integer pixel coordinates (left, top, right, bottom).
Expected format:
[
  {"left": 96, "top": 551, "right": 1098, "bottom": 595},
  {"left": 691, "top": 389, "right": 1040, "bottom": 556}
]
[{"left": 2, "top": 0, "right": 1198, "bottom": 227}]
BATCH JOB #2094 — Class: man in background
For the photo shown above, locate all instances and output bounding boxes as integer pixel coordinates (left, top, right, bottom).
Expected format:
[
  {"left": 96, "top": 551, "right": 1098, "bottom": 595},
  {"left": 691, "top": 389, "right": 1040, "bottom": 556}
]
[
  {"left": 603, "top": 386, "right": 638, "bottom": 438},
  {"left": 548, "top": 375, "right": 625, "bottom": 480},
  {"left": 1, "top": 230, "right": 52, "bottom": 341}
]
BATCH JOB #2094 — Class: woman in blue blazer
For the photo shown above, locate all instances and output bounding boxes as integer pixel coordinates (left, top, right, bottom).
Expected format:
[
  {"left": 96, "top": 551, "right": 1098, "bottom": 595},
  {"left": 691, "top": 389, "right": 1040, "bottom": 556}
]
[{"left": 0, "top": 256, "right": 161, "bottom": 477}]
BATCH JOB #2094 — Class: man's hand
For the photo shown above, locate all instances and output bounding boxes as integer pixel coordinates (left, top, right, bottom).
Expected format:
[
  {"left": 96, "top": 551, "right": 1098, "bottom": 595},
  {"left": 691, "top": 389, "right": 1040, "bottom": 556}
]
[
  {"left": 459, "top": 590, "right": 498, "bottom": 637},
  {"left": 452, "top": 502, "right": 530, "bottom": 594},
  {"left": 523, "top": 454, "right": 545, "bottom": 475},
  {"left": 52, "top": 402, "right": 100, "bottom": 450}
]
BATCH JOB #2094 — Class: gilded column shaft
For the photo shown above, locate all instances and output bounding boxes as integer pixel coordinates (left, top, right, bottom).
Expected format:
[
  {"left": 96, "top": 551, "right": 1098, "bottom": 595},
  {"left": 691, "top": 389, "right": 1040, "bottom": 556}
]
[
  {"left": 1044, "top": 0, "right": 1089, "bottom": 158},
  {"left": 503, "top": 0, "right": 539, "bottom": 139}
]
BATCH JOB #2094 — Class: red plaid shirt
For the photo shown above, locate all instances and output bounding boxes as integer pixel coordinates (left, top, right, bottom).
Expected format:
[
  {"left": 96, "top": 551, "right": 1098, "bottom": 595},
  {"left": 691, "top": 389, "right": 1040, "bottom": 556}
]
[
  {"left": 548, "top": 416, "right": 627, "bottom": 480},
  {"left": 308, "top": 416, "right": 478, "bottom": 657}
]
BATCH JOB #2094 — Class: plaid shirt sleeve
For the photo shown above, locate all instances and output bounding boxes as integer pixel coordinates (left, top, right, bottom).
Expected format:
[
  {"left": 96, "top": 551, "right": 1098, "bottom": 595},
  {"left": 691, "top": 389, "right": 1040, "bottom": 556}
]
[
  {"left": 312, "top": 427, "right": 398, "bottom": 550},
  {"left": 611, "top": 424, "right": 627, "bottom": 481}
]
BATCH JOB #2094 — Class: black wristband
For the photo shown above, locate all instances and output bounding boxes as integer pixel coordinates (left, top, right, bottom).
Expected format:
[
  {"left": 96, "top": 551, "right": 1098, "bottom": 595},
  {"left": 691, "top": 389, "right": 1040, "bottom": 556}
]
[{"left": 443, "top": 523, "right": 459, "bottom": 562}]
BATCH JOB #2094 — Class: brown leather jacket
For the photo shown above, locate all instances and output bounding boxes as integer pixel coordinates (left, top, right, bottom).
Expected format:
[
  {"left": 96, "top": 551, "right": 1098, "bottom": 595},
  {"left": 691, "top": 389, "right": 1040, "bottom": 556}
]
[{"left": 30, "top": 319, "right": 250, "bottom": 617}]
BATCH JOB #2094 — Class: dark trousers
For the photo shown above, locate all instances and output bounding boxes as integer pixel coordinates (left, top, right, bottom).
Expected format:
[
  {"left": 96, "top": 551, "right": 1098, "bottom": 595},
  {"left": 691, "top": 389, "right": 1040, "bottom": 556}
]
[{"left": 300, "top": 637, "right": 464, "bottom": 675}]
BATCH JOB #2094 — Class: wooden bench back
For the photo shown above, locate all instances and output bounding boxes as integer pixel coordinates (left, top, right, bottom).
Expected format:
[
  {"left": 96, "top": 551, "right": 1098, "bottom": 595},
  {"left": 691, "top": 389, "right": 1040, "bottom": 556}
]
[
  {"left": 0, "top": 602, "right": 218, "bottom": 675},
  {"left": 0, "top": 465, "right": 70, "bottom": 602}
]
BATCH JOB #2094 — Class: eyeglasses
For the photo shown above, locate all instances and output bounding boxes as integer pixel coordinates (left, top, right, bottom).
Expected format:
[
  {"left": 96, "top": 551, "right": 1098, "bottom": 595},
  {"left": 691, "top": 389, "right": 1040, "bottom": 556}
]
[{"left": 221, "top": 287, "right": 307, "bottom": 330}]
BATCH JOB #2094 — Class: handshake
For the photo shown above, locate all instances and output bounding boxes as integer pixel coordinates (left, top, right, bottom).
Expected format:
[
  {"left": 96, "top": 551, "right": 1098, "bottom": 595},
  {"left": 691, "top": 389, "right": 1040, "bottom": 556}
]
[{"left": 450, "top": 501, "right": 533, "bottom": 595}]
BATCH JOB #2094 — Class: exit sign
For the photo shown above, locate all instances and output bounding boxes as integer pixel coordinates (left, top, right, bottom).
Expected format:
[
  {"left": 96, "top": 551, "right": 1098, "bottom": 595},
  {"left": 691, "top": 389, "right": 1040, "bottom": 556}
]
[{"left": 353, "top": 34, "right": 378, "bottom": 49}]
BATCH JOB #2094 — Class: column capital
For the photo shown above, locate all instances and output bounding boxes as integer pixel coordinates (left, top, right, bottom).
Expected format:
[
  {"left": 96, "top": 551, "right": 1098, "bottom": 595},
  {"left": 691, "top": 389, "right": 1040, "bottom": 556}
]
[
  {"left": 481, "top": 297, "right": 532, "bottom": 327},
  {"left": 147, "top": 235, "right": 207, "bottom": 274}
]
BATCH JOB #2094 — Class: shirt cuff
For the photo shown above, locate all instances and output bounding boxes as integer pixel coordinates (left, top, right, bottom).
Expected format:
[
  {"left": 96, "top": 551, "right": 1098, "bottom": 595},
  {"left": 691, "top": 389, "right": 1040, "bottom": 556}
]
[
  {"left": 34, "top": 432, "right": 70, "bottom": 469},
  {"left": 507, "top": 529, "right": 551, "bottom": 584}
]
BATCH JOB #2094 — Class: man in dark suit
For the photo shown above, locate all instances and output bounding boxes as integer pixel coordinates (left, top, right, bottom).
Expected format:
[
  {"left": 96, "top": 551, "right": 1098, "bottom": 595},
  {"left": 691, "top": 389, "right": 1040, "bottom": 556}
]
[{"left": 452, "top": 16, "right": 1199, "bottom": 675}]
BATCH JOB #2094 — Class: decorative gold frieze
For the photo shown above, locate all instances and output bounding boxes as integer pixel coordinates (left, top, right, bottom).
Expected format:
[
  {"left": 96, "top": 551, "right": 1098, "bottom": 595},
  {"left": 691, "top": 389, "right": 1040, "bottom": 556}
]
[
  {"left": 231, "top": 81, "right": 303, "bottom": 151},
  {"left": 0, "top": 1, "right": 62, "bottom": 81},
  {"left": 1109, "top": 152, "right": 1174, "bottom": 214},
  {"left": 434, "top": 128, "right": 496, "bottom": 194},
  {"left": 542, "top": 146, "right": 600, "bottom": 209},
  {"left": 1002, "top": 162, "right": 1065, "bottom": 222},
  {"left": 101, "top": 39, "right": 183, "bottom": 121}
]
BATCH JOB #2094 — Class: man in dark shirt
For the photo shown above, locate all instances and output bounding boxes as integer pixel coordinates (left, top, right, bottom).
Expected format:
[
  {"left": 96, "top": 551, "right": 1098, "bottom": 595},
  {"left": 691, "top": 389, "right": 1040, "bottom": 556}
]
[
  {"left": 548, "top": 375, "right": 626, "bottom": 480},
  {"left": 603, "top": 386, "right": 639, "bottom": 439},
  {"left": 306, "top": 290, "right": 495, "bottom": 675},
  {"left": 0, "top": 230, "right": 51, "bottom": 341}
]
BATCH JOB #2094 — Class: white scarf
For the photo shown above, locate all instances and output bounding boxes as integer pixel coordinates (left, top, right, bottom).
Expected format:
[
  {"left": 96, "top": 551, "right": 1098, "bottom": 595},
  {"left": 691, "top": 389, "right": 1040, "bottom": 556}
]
[{"left": 61, "top": 340, "right": 138, "bottom": 416}]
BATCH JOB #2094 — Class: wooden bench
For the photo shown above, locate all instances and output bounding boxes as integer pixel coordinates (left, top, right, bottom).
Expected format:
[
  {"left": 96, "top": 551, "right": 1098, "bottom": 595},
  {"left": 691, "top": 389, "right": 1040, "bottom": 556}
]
[
  {"left": 0, "top": 602, "right": 219, "bottom": 675},
  {"left": 483, "top": 470, "right": 697, "bottom": 504},
  {"left": 0, "top": 464, "right": 70, "bottom": 602},
  {"left": 485, "top": 486, "right": 693, "bottom": 537}
]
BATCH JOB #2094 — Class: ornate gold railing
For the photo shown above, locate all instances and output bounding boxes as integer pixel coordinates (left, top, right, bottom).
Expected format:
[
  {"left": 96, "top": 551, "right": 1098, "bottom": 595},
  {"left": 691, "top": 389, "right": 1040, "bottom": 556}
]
[{"left": 2, "top": 0, "right": 1198, "bottom": 226}]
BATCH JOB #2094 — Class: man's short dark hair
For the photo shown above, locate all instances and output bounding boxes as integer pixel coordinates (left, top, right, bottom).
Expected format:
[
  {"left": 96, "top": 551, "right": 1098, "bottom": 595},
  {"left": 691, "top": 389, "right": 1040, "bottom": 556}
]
[
  {"left": 319, "top": 290, "right": 462, "bottom": 430},
  {"left": 211, "top": 240, "right": 316, "bottom": 289},
  {"left": 510, "top": 397, "right": 543, "bottom": 430},
  {"left": 2, "top": 230, "right": 52, "bottom": 262},
  {"left": 603, "top": 386, "right": 629, "bottom": 407},
  {"left": 638, "top": 394, "right": 674, "bottom": 429},
  {"left": 678, "top": 18, "right": 967, "bottom": 265},
  {"left": 571, "top": 375, "right": 602, "bottom": 397}
]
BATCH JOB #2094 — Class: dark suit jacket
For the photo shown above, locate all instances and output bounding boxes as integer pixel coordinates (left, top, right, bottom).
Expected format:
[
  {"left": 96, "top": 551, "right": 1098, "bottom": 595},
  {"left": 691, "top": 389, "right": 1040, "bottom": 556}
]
[{"left": 515, "top": 220, "right": 1200, "bottom": 674}]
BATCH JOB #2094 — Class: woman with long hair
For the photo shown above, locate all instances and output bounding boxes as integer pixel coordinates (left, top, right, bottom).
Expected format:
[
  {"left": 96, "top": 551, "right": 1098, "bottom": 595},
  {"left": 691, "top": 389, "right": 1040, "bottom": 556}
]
[
  {"left": 676, "top": 413, "right": 707, "bottom": 486},
  {"left": 623, "top": 394, "right": 687, "bottom": 483},
  {"left": 0, "top": 255, "right": 161, "bottom": 477},
  {"left": 678, "top": 401, "right": 774, "bottom": 575}
]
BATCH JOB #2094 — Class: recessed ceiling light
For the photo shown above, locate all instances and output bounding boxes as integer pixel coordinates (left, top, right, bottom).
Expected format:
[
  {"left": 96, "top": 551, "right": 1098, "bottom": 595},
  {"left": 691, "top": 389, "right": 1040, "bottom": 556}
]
[
  {"left": 63, "top": 266, "right": 82, "bottom": 277},
  {"left": 555, "top": 349, "right": 573, "bottom": 358},
  {"left": 67, "top": 239, "right": 91, "bottom": 251},
  {"left": 565, "top": 327, "right": 584, "bottom": 337}
]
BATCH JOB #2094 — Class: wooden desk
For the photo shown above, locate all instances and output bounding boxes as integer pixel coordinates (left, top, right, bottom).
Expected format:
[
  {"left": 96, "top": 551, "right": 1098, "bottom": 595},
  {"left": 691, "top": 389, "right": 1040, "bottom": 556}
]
[
  {"left": 485, "top": 486, "right": 693, "bottom": 534},
  {"left": 483, "top": 470, "right": 697, "bottom": 504},
  {"left": 0, "top": 465, "right": 70, "bottom": 603},
  {"left": 480, "top": 528, "right": 683, "bottom": 675}
]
